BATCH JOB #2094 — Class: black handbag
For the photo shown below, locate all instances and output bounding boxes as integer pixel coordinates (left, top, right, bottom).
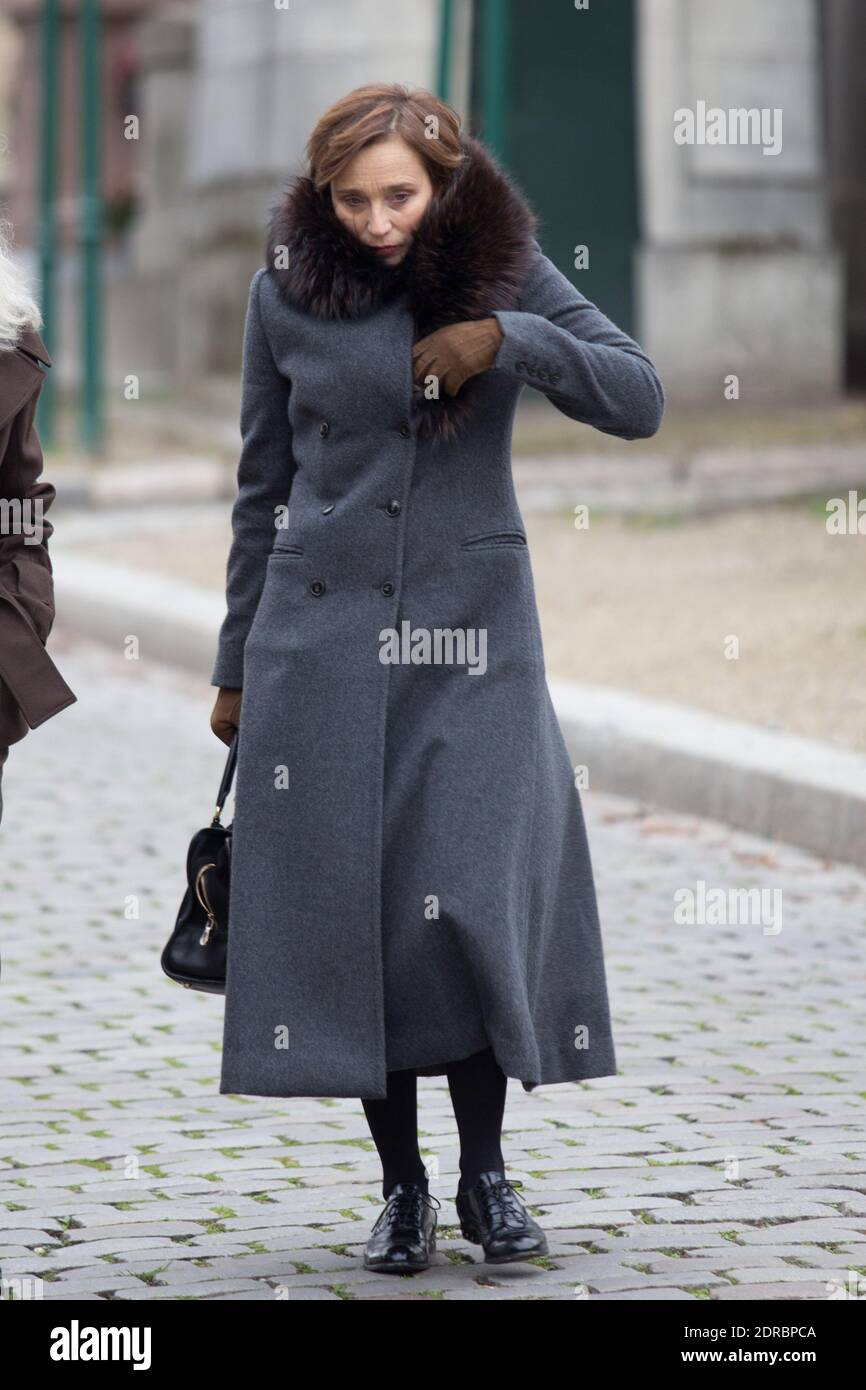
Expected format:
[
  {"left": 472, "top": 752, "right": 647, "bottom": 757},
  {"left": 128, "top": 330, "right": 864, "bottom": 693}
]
[{"left": 161, "top": 731, "right": 238, "bottom": 994}]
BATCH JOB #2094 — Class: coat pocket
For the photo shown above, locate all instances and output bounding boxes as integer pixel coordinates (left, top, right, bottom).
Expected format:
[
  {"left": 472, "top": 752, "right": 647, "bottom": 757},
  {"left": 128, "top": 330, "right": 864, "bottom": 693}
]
[
  {"left": 459, "top": 528, "right": 528, "bottom": 551},
  {"left": 1, "top": 556, "right": 54, "bottom": 643},
  {"left": 270, "top": 544, "right": 305, "bottom": 558}
]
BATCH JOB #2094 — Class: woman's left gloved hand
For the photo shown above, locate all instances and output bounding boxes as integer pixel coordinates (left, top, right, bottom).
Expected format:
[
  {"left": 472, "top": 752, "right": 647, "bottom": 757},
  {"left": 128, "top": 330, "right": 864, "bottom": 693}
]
[{"left": 412, "top": 317, "right": 504, "bottom": 397}]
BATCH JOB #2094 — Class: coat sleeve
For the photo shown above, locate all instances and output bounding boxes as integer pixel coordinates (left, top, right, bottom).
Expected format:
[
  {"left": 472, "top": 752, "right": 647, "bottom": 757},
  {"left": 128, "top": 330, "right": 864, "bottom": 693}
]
[
  {"left": 0, "top": 387, "right": 57, "bottom": 644},
  {"left": 211, "top": 267, "right": 296, "bottom": 689},
  {"left": 490, "top": 241, "right": 665, "bottom": 440}
]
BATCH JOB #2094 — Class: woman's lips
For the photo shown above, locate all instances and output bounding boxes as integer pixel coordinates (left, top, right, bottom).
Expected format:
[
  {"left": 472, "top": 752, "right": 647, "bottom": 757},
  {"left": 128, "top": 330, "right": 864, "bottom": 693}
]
[{"left": 373, "top": 244, "right": 399, "bottom": 254}]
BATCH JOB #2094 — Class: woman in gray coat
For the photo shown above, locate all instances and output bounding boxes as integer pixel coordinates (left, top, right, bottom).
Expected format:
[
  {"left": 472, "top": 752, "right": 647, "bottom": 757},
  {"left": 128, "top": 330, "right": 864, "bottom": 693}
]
[{"left": 210, "top": 83, "right": 664, "bottom": 1273}]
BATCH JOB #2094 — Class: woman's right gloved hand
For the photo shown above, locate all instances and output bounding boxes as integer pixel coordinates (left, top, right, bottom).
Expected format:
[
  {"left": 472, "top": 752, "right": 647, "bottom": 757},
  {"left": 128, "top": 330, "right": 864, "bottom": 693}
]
[{"left": 210, "top": 687, "right": 242, "bottom": 745}]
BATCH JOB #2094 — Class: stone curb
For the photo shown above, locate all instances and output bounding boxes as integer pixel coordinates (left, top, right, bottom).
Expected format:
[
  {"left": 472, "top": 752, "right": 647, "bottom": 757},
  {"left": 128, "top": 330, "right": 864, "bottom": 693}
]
[
  {"left": 549, "top": 678, "right": 866, "bottom": 868},
  {"left": 48, "top": 438, "right": 866, "bottom": 515},
  {"left": 513, "top": 441, "right": 866, "bottom": 515},
  {"left": 49, "top": 549, "right": 866, "bottom": 868}
]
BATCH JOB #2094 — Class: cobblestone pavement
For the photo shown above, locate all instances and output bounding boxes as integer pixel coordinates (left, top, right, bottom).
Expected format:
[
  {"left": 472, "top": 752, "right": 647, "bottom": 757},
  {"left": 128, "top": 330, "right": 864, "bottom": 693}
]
[{"left": 1, "top": 635, "right": 864, "bottom": 1302}]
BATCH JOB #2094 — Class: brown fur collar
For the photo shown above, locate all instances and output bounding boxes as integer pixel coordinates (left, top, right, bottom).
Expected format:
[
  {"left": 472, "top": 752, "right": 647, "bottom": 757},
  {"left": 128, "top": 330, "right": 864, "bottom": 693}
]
[{"left": 264, "top": 134, "right": 539, "bottom": 442}]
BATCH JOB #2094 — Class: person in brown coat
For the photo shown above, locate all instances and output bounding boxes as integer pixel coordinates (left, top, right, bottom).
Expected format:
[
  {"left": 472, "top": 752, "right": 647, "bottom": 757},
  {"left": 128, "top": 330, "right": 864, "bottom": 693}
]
[{"left": 0, "top": 224, "right": 76, "bottom": 822}]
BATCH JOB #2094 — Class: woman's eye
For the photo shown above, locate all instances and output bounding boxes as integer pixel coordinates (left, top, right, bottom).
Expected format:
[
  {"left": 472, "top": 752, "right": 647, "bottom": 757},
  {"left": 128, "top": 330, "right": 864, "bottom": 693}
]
[{"left": 343, "top": 193, "right": 411, "bottom": 208}]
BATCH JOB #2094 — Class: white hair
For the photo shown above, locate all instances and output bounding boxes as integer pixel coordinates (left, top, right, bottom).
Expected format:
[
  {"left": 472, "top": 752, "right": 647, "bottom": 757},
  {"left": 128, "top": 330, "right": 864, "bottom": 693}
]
[{"left": 0, "top": 215, "right": 43, "bottom": 353}]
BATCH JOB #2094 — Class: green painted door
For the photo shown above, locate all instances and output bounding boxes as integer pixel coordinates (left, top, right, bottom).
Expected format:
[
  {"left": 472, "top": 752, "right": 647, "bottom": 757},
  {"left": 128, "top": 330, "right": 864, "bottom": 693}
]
[{"left": 469, "top": 0, "right": 638, "bottom": 334}]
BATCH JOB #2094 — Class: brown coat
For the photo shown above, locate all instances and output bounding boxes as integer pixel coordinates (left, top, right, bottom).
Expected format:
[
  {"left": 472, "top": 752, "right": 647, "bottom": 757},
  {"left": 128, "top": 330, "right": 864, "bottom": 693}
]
[{"left": 0, "top": 324, "right": 76, "bottom": 746}]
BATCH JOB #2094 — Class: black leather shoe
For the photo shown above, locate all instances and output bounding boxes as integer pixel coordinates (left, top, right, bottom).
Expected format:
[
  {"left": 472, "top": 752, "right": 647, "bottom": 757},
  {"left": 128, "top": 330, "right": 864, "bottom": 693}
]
[
  {"left": 456, "top": 1170, "right": 549, "bottom": 1263},
  {"left": 363, "top": 1181, "right": 440, "bottom": 1274}
]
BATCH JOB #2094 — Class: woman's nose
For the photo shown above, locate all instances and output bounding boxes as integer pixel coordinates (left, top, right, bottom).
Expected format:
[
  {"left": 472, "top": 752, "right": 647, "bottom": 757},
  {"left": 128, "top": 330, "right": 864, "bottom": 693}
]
[{"left": 367, "top": 206, "right": 392, "bottom": 236}]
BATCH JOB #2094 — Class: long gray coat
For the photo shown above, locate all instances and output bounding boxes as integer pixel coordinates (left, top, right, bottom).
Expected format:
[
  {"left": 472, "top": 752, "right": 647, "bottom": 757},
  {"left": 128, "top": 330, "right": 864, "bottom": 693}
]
[{"left": 212, "top": 136, "right": 664, "bottom": 1100}]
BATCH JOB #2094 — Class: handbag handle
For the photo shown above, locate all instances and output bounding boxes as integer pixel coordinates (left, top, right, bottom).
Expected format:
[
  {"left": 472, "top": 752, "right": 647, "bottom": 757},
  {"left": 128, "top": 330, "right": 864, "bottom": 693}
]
[{"left": 212, "top": 730, "right": 239, "bottom": 825}]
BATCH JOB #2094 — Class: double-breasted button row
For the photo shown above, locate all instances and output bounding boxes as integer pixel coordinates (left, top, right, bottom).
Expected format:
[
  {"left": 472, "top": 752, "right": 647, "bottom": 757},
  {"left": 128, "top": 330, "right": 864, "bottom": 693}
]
[
  {"left": 321, "top": 420, "right": 411, "bottom": 438},
  {"left": 309, "top": 579, "right": 396, "bottom": 598},
  {"left": 320, "top": 500, "right": 400, "bottom": 517},
  {"left": 315, "top": 424, "right": 404, "bottom": 566}
]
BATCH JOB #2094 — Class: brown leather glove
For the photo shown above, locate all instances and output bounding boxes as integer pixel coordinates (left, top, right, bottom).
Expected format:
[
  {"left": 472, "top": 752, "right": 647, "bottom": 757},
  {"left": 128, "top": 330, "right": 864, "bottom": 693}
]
[
  {"left": 210, "top": 687, "right": 242, "bottom": 745},
  {"left": 412, "top": 317, "right": 504, "bottom": 398}
]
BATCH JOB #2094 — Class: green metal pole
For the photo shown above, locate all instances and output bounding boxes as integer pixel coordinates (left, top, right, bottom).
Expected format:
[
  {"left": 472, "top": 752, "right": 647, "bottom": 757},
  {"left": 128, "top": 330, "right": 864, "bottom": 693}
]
[
  {"left": 435, "top": 0, "right": 453, "bottom": 102},
  {"left": 36, "top": 0, "right": 59, "bottom": 446},
  {"left": 79, "top": 0, "right": 103, "bottom": 451},
  {"left": 479, "top": 0, "right": 510, "bottom": 161}
]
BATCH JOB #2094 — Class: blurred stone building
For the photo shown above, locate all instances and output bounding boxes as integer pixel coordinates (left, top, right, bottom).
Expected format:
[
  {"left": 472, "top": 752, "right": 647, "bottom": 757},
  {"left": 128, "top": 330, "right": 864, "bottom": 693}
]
[{"left": 2, "top": 0, "right": 864, "bottom": 406}]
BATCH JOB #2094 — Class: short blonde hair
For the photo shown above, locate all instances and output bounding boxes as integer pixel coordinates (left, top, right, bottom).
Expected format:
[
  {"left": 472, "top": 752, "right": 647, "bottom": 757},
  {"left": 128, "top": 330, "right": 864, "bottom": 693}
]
[{"left": 0, "top": 215, "right": 42, "bottom": 353}]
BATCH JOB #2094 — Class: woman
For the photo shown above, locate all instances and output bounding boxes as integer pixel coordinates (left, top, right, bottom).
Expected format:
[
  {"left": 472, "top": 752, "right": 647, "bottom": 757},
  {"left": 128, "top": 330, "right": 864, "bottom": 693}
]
[
  {"left": 210, "top": 83, "right": 664, "bottom": 1273},
  {"left": 0, "top": 219, "right": 76, "bottom": 824}
]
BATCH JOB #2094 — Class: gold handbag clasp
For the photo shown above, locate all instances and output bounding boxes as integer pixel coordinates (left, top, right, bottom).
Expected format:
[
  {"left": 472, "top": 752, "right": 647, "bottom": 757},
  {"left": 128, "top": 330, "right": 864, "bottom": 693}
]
[{"left": 194, "top": 862, "right": 218, "bottom": 945}]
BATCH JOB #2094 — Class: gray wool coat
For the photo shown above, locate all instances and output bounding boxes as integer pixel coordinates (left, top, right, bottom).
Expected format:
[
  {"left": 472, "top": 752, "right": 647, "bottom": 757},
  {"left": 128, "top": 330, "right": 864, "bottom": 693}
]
[{"left": 212, "top": 136, "right": 664, "bottom": 1100}]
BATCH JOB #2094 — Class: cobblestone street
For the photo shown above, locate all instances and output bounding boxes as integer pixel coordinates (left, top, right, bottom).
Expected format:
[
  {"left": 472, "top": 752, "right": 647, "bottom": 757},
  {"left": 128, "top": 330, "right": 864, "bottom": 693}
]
[{"left": 1, "top": 635, "right": 865, "bottom": 1302}]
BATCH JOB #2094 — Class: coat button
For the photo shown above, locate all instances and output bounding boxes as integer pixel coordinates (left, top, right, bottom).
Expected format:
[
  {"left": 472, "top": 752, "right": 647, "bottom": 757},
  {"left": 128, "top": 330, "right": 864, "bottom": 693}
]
[
  {"left": 399, "top": 423, "right": 411, "bottom": 437},
  {"left": 319, "top": 421, "right": 329, "bottom": 437},
  {"left": 309, "top": 579, "right": 326, "bottom": 596},
  {"left": 380, "top": 581, "right": 395, "bottom": 596},
  {"left": 385, "top": 499, "right": 401, "bottom": 516}
]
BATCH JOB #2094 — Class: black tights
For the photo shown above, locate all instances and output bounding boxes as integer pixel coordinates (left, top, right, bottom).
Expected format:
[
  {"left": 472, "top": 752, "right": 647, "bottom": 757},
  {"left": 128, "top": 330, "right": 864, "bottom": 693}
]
[{"left": 361, "top": 1047, "right": 507, "bottom": 1199}]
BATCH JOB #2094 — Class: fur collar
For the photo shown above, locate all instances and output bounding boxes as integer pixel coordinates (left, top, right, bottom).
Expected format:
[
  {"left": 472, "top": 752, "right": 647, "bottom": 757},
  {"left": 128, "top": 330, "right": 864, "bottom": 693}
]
[{"left": 264, "top": 134, "right": 539, "bottom": 442}]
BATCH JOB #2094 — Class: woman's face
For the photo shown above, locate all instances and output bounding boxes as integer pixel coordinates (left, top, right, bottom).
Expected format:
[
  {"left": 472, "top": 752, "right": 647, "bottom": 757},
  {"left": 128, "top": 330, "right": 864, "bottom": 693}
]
[{"left": 330, "top": 135, "right": 435, "bottom": 267}]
